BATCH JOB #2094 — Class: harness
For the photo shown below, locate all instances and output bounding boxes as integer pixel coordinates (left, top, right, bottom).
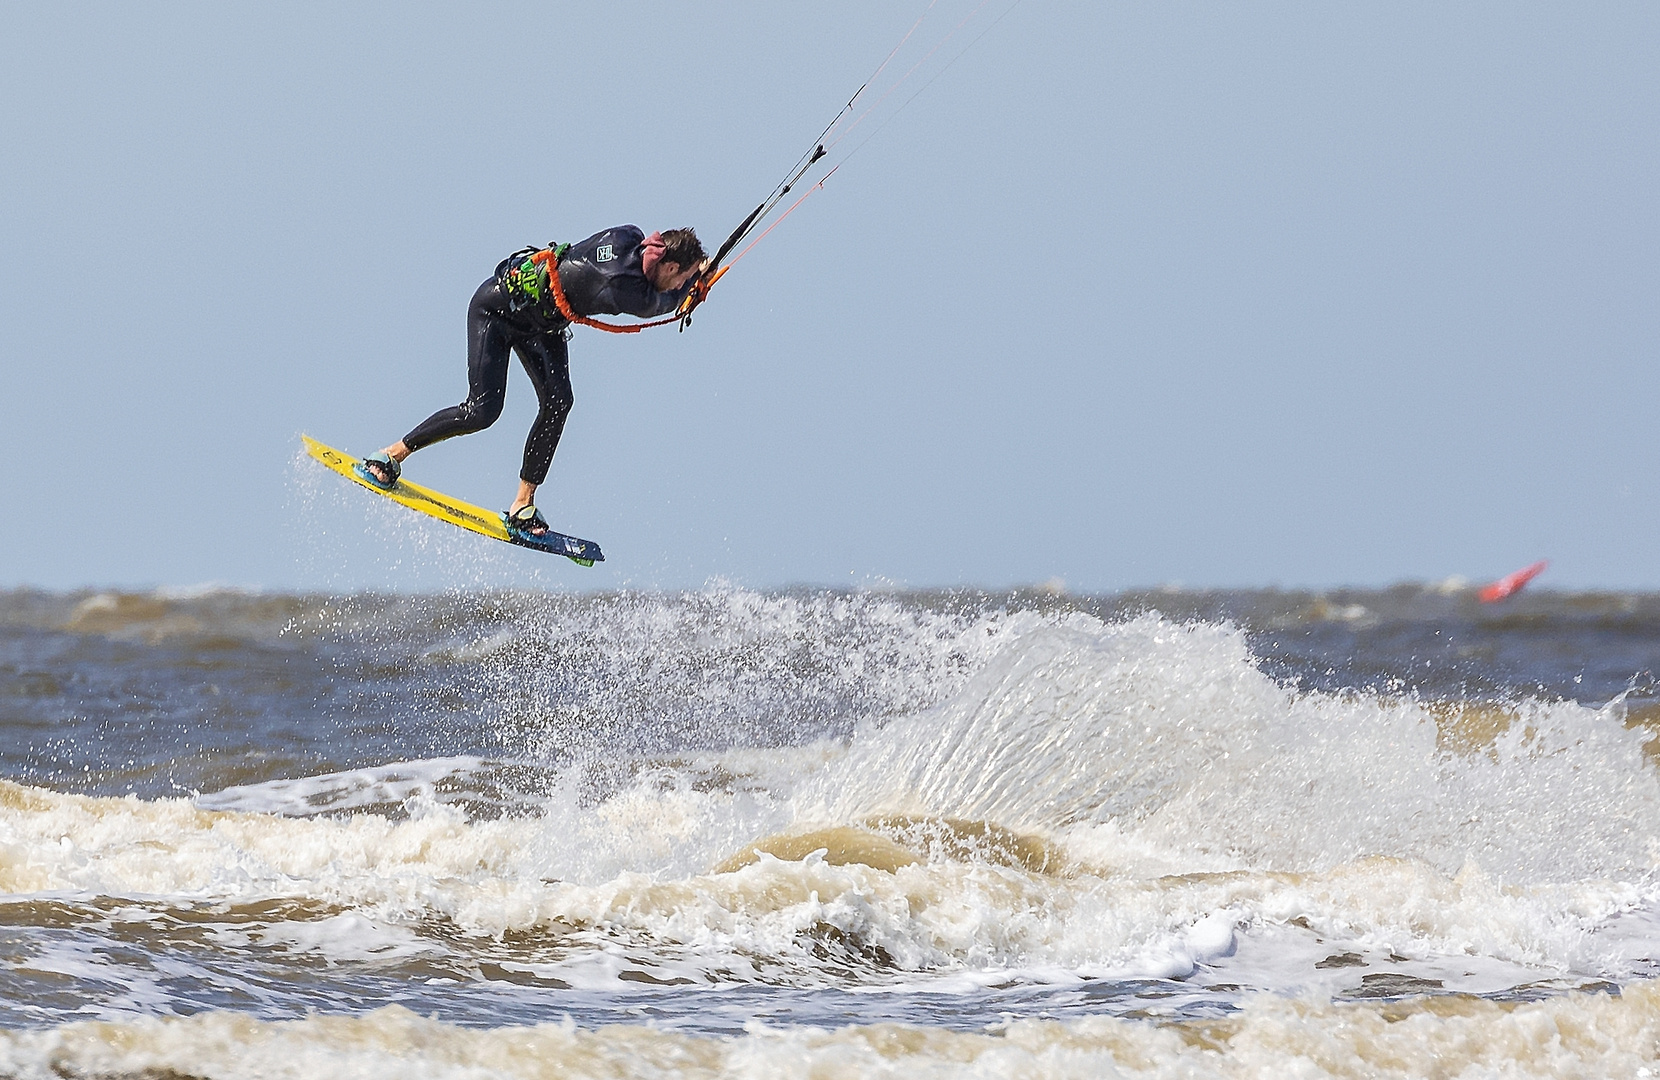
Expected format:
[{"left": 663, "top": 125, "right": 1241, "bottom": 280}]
[{"left": 500, "top": 244, "right": 725, "bottom": 335}]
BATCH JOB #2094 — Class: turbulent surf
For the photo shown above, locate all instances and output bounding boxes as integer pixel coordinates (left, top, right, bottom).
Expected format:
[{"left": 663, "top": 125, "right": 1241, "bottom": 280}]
[{"left": 3, "top": 584, "right": 1660, "bottom": 1077}]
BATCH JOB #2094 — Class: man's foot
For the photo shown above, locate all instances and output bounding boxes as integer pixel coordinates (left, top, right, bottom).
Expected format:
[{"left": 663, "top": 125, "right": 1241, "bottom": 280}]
[
  {"left": 354, "top": 452, "right": 401, "bottom": 490},
  {"left": 505, "top": 504, "right": 551, "bottom": 539}
]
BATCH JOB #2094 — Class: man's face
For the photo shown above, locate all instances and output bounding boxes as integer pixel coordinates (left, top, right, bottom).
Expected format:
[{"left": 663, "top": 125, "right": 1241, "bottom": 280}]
[{"left": 648, "top": 258, "right": 702, "bottom": 292}]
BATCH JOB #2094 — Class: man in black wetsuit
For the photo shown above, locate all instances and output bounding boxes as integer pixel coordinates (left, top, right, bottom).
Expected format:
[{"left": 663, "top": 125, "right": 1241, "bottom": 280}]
[{"left": 357, "top": 226, "right": 706, "bottom": 539}]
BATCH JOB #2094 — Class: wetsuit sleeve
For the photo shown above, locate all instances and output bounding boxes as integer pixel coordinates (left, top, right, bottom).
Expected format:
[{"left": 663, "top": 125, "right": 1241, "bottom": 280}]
[{"left": 599, "top": 272, "right": 691, "bottom": 319}]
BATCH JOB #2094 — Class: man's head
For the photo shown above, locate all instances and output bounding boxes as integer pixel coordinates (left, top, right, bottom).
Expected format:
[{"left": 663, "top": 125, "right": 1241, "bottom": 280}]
[{"left": 644, "top": 227, "right": 707, "bottom": 291}]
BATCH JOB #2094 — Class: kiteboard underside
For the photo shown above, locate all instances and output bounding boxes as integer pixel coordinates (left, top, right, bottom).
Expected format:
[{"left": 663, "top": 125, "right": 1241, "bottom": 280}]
[{"left": 301, "top": 434, "right": 603, "bottom": 565}]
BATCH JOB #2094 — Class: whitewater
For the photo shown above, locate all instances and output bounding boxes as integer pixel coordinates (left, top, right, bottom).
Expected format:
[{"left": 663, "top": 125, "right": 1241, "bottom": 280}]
[{"left": 3, "top": 582, "right": 1660, "bottom": 1078}]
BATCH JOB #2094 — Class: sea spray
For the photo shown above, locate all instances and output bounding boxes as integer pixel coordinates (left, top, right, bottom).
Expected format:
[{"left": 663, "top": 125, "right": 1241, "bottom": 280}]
[
  {"left": 806, "top": 613, "right": 1660, "bottom": 881},
  {"left": 5, "top": 585, "right": 1660, "bottom": 1049}
]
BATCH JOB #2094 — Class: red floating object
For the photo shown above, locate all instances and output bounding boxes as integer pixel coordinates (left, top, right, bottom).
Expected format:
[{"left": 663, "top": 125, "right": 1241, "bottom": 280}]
[{"left": 1477, "top": 560, "right": 1548, "bottom": 603}]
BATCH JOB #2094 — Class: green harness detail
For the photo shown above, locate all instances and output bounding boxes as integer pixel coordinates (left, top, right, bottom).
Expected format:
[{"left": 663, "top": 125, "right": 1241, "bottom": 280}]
[{"left": 499, "top": 242, "right": 571, "bottom": 313}]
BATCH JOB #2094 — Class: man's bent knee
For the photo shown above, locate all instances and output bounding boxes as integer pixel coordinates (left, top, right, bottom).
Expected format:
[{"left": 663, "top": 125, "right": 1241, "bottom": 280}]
[{"left": 458, "top": 395, "right": 506, "bottom": 431}]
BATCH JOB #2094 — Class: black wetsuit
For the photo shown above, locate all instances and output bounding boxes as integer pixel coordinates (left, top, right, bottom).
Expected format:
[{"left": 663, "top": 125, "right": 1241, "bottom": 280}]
[{"left": 401, "top": 226, "right": 691, "bottom": 485}]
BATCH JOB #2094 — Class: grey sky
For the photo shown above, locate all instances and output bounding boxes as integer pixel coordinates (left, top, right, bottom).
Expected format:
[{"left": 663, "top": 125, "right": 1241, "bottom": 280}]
[{"left": 3, "top": 3, "right": 1656, "bottom": 592}]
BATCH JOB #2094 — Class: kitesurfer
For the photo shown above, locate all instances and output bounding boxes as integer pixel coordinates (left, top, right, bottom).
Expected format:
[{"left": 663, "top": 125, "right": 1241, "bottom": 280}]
[{"left": 356, "top": 227, "right": 707, "bottom": 539}]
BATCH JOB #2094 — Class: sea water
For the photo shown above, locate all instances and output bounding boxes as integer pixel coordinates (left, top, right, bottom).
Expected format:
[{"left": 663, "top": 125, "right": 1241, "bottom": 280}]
[{"left": 2, "top": 582, "right": 1660, "bottom": 1077}]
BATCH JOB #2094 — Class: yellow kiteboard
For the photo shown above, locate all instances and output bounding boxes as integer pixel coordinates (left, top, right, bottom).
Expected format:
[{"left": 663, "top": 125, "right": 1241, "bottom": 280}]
[{"left": 302, "top": 435, "right": 603, "bottom": 565}]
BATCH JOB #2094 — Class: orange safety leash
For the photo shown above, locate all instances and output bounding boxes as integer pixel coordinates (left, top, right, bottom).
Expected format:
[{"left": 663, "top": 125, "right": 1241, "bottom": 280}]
[{"left": 529, "top": 247, "right": 691, "bottom": 334}]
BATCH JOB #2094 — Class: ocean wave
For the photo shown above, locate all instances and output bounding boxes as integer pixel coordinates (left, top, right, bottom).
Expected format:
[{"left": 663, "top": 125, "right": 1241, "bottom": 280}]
[
  {"left": 810, "top": 613, "right": 1660, "bottom": 882},
  {"left": 0, "top": 769, "right": 1651, "bottom": 991},
  {"left": 6, "top": 598, "right": 1660, "bottom": 1012},
  {"left": 2, "top": 984, "right": 1658, "bottom": 1079}
]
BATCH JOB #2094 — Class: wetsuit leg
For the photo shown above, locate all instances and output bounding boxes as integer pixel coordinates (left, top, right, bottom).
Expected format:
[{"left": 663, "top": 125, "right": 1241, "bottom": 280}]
[
  {"left": 512, "top": 331, "right": 573, "bottom": 486},
  {"left": 401, "top": 279, "right": 516, "bottom": 452}
]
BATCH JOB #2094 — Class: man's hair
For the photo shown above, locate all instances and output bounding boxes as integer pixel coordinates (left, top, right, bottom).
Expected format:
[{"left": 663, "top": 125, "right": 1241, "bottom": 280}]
[{"left": 660, "top": 228, "right": 705, "bottom": 268}]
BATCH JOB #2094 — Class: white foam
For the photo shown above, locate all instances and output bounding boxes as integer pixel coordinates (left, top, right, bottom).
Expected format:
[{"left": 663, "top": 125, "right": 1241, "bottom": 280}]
[
  {"left": 8, "top": 610, "right": 1660, "bottom": 997},
  {"left": 194, "top": 757, "right": 489, "bottom": 816},
  {"left": 251, "top": 913, "right": 437, "bottom": 962},
  {"left": 4, "top": 987, "right": 1660, "bottom": 1079},
  {"left": 14, "top": 773, "right": 1655, "bottom": 995}
]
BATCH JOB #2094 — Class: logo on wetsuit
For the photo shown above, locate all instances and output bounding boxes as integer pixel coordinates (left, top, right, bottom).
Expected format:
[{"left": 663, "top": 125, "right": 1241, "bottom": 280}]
[{"left": 595, "top": 244, "right": 616, "bottom": 262}]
